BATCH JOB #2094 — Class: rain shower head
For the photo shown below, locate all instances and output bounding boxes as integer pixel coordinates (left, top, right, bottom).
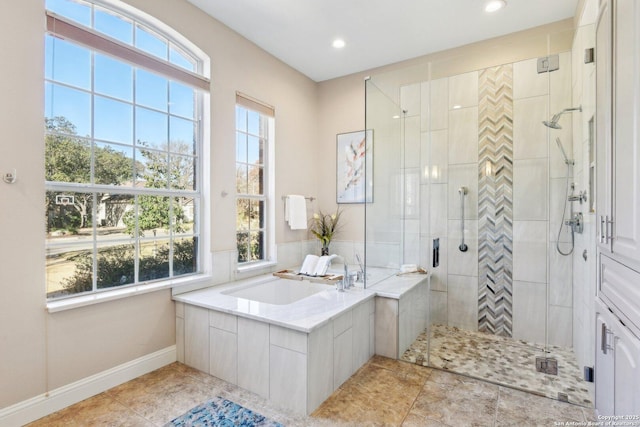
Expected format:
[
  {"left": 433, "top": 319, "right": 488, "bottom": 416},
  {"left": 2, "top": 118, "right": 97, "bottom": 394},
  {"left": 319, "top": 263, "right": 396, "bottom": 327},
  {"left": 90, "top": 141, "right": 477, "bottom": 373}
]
[
  {"left": 542, "top": 106, "right": 582, "bottom": 129},
  {"left": 543, "top": 118, "right": 562, "bottom": 129}
]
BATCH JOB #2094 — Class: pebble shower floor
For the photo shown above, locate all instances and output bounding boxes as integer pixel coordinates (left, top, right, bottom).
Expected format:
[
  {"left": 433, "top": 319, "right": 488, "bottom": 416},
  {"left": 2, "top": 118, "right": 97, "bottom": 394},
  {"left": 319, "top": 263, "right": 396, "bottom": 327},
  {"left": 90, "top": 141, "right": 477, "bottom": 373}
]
[{"left": 401, "top": 324, "right": 593, "bottom": 407}]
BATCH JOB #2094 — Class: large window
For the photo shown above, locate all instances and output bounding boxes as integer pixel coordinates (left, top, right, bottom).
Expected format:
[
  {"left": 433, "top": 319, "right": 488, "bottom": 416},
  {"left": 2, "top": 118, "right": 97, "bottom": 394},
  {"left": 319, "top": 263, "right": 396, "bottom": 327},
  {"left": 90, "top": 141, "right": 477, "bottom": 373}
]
[
  {"left": 235, "top": 94, "right": 274, "bottom": 265},
  {"left": 45, "top": 0, "right": 209, "bottom": 299}
]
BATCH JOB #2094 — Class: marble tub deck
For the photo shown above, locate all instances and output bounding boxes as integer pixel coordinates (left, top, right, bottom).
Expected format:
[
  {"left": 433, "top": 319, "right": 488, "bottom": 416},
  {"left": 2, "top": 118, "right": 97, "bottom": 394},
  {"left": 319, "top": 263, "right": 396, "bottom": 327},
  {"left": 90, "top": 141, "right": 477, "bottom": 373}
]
[
  {"left": 28, "top": 357, "right": 596, "bottom": 426},
  {"left": 401, "top": 324, "right": 593, "bottom": 407}
]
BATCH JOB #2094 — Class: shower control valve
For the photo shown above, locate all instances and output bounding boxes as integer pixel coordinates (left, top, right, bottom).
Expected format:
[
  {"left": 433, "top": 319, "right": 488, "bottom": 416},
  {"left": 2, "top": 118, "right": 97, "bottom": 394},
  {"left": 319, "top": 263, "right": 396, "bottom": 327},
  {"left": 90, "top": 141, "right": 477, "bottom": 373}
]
[
  {"left": 565, "top": 212, "right": 584, "bottom": 234},
  {"left": 568, "top": 190, "right": 587, "bottom": 204}
]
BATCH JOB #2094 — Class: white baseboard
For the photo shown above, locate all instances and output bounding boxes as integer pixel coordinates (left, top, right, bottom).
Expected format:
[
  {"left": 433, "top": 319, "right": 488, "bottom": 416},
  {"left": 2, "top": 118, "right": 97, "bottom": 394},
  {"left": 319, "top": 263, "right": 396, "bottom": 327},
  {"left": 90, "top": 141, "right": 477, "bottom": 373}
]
[{"left": 0, "top": 346, "right": 176, "bottom": 427}]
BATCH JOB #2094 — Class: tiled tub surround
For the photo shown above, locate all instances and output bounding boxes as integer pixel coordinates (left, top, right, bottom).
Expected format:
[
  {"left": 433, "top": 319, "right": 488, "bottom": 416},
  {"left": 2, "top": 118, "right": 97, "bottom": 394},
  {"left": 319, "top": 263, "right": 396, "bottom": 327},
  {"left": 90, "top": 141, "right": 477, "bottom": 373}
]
[
  {"left": 369, "top": 271, "right": 430, "bottom": 359},
  {"left": 174, "top": 269, "right": 428, "bottom": 415}
]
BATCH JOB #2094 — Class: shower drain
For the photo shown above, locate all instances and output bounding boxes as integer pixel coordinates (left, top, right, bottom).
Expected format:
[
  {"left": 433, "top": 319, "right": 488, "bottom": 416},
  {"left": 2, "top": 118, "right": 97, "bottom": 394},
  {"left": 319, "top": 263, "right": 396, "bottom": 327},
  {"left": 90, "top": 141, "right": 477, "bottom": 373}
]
[{"left": 535, "top": 357, "right": 558, "bottom": 375}]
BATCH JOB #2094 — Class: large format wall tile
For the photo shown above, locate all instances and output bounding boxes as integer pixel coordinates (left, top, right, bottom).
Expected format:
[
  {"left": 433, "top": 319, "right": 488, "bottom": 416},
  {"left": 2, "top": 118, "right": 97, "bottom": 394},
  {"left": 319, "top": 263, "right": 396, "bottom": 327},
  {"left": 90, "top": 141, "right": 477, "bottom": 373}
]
[
  {"left": 422, "top": 130, "right": 448, "bottom": 184},
  {"left": 549, "top": 242, "right": 573, "bottom": 307},
  {"left": 426, "top": 183, "right": 447, "bottom": 238},
  {"left": 513, "top": 96, "right": 549, "bottom": 160},
  {"left": 401, "top": 83, "right": 421, "bottom": 117},
  {"left": 448, "top": 274, "right": 479, "bottom": 331},
  {"left": 549, "top": 305, "right": 573, "bottom": 347},
  {"left": 549, "top": 178, "right": 573, "bottom": 244},
  {"left": 448, "top": 163, "right": 478, "bottom": 220},
  {"left": 513, "top": 221, "right": 548, "bottom": 284},
  {"left": 429, "top": 78, "right": 449, "bottom": 131},
  {"left": 513, "top": 57, "right": 548, "bottom": 100},
  {"left": 448, "top": 107, "right": 479, "bottom": 165},
  {"left": 513, "top": 158, "right": 548, "bottom": 221},
  {"left": 512, "top": 280, "right": 546, "bottom": 344},
  {"left": 237, "top": 317, "right": 270, "bottom": 398},
  {"left": 404, "top": 116, "right": 421, "bottom": 168},
  {"left": 447, "top": 220, "right": 478, "bottom": 277},
  {"left": 449, "top": 71, "right": 479, "bottom": 108}
]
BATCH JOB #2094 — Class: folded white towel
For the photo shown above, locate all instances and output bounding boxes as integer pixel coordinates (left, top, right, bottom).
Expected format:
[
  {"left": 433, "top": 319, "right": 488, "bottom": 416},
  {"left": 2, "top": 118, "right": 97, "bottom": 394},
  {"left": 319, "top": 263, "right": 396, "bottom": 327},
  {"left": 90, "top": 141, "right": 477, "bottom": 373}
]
[{"left": 285, "top": 195, "right": 307, "bottom": 230}]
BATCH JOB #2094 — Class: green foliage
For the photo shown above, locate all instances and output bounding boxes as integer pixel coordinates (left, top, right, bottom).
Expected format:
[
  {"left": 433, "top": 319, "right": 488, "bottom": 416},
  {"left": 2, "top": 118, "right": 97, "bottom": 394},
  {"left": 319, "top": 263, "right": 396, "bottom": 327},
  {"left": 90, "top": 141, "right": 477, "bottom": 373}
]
[
  {"left": 236, "top": 231, "right": 263, "bottom": 263},
  {"left": 45, "top": 116, "right": 133, "bottom": 231},
  {"left": 61, "top": 239, "right": 196, "bottom": 295},
  {"left": 45, "top": 117, "right": 91, "bottom": 183},
  {"left": 46, "top": 116, "right": 197, "bottom": 295},
  {"left": 309, "top": 209, "right": 342, "bottom": 248},
  {"left": 122, "top": 141, "right": 190, "bottom": 237}
]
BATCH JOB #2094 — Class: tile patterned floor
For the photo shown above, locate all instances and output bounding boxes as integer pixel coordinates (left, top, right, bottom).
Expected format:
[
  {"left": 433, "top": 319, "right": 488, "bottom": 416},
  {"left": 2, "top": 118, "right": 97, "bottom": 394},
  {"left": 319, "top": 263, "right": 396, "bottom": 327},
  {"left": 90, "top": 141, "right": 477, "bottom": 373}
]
[
  {"left": 401, "top": 324, "right": 593, "bottom": 407},
  {"left": 28, "top": 357, "right": 596, "bottom": 427}
]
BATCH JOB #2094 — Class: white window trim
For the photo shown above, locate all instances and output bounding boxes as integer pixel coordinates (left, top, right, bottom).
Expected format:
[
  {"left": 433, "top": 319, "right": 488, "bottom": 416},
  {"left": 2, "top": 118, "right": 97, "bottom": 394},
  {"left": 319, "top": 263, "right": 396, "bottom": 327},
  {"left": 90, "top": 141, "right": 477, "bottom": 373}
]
[
  {"left": 235, "top": 95, "right": 276, "bottom": 270},
  {"left": 44, "top": 1, "right": 212, "bottom": 306},
  {"left": 46, "top": 12, "right": 209, "bottom": 90},
  {"left": 46, "top": 273, "right": 213, "bottom": 313}
]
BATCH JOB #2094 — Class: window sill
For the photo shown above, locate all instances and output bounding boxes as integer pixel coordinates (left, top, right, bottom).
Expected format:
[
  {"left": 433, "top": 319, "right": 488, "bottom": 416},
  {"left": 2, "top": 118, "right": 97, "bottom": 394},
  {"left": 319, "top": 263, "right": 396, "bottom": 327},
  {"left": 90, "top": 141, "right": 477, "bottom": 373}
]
[
  {"left": 46, "top": 274, "right": 212, "bottom": 313},
  {"left": 236, "top": 260, "right": 278, "bottom": 274}
]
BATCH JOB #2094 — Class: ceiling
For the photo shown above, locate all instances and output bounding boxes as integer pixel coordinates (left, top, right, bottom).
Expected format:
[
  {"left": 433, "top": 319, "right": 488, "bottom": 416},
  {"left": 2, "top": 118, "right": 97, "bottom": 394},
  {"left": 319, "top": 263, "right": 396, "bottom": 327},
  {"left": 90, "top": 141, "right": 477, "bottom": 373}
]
[{"left": 187, "top": 0, "right": 579, "bottom": 82}]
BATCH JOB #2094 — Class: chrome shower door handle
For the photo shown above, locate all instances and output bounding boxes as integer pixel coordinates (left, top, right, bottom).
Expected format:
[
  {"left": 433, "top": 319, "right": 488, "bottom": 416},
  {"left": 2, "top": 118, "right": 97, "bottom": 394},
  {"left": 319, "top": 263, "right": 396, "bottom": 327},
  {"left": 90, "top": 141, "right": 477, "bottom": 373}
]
[
  {"left": 600, "top": 215, "right": 614, "bottom": 244},
  {"left": 458, "top": 186, "right": 468, "bottom": 252},
  {"left": 601, "top": 322, "right": 614, "bottom": 354}
]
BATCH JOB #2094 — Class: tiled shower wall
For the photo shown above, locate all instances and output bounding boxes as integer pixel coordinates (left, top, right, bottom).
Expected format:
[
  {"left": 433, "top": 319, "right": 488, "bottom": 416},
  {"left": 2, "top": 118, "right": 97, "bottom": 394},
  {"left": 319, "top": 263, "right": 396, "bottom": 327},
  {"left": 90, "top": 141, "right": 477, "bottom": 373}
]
[{"left": 400, "top": 52, "right": 574, "bottom": 347}]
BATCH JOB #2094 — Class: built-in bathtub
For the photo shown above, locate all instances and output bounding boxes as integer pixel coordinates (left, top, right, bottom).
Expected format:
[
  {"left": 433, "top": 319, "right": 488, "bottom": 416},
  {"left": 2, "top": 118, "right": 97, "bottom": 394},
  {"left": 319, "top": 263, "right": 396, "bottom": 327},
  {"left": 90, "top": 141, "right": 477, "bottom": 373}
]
[
  {"left": 221, "top": 278, "right": 334, "bottom": 305},
  {"left": 174, "top": 274, "right": 376, "bottom": 415},
  {"left": 174, "top": 270, "right": 429, "bottom": 415}
]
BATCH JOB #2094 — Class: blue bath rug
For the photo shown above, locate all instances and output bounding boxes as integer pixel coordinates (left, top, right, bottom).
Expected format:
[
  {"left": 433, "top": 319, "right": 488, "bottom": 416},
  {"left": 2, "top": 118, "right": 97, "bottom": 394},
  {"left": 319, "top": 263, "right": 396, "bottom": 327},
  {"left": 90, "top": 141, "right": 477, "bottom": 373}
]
[{"left": 165, "top": 396, "right": 284, "bottom": 427}]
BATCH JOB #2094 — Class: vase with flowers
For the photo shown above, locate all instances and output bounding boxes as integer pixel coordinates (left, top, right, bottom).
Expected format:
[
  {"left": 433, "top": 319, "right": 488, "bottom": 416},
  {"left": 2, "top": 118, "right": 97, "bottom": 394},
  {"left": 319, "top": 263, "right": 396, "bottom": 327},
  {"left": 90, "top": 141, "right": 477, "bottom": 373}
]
[{"left": 309, "top": 209, "right": 342, "bottom": 256}]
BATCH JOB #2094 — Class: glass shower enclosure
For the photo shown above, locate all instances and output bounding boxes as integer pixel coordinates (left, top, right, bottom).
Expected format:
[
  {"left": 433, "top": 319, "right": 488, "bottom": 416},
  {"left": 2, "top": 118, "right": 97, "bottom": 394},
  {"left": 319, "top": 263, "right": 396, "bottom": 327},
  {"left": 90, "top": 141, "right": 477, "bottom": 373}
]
[{"left": 364, "top": 26, "right": 594, "bottom": 408}]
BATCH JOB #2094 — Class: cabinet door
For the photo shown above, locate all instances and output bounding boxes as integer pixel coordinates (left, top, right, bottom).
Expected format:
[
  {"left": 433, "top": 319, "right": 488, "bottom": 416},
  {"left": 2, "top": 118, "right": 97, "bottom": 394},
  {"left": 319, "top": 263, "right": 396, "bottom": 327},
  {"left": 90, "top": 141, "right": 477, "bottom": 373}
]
[
  {"left": 596, "top": 0, "right": 613, "bottom": 252},
  {"left": 596, "top": 306, "right": 615, "bottom": 415},
  {"left": 613, "top": 319, "right": 640, "bottom": 415},
  {"left": 612, "top": 0, "right": 640, "bottom": 263}
]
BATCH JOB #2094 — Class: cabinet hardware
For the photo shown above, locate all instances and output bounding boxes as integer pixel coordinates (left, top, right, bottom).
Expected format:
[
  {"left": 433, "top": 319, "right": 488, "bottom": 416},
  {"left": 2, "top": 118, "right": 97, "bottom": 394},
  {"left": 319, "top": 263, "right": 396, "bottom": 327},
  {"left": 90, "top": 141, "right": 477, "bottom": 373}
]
[
  {"left": 600, "top": 215, "right": 614, "bottom": 243},
  {"left": 601, "top": 322, "right": 614, "bottom": 354}
]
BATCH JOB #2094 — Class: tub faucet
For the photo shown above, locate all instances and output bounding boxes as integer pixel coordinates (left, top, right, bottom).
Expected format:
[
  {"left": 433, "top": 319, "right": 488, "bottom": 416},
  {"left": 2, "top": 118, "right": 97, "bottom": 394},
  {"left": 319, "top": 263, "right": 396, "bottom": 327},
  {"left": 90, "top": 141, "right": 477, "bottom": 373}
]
[
  {"left": 331, "top": 255, "right": 349, "bottom": 291},
  {"left": 354, "top": 252, "right": 365, "bottom": 282}
]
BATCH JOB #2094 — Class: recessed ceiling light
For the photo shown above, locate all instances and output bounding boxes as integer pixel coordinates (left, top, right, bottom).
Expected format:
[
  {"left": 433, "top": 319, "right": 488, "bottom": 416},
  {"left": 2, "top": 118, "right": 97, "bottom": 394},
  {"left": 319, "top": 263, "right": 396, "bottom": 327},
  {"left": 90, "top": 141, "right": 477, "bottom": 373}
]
[
  {"left": 485, "top": 0, "right": 507, "bottom": 13},
  {"left": 332, "top": 38, "right": 346, "bottom": 49},
  {"left": 452, "top": 104, "right": 462, "bottom": 110}
]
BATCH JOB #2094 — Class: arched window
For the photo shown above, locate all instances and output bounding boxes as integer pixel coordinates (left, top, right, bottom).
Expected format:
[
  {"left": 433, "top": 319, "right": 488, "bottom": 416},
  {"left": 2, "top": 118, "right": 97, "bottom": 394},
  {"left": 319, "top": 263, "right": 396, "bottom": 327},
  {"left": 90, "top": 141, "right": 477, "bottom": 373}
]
[{"left": 44, "top": 0, "right": 209, "bottom": 300}]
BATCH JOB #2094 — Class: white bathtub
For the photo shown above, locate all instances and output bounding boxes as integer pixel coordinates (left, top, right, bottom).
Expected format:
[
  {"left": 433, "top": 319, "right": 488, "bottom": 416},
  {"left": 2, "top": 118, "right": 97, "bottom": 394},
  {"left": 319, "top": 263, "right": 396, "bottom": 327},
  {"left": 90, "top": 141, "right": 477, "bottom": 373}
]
[
  {"left": 222, "top": 277, "right": 334, "bottom": 305},
  {"left": 174, "top": 270, "right": 427, "bottom": 415}
]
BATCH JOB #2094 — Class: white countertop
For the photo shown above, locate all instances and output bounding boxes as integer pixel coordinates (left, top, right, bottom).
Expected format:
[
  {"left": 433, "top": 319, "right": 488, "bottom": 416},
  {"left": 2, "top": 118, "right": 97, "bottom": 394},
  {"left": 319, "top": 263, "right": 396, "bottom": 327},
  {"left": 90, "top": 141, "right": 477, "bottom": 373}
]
[{"left": 173, "top": 266, "right": 429, "bottom": 333}]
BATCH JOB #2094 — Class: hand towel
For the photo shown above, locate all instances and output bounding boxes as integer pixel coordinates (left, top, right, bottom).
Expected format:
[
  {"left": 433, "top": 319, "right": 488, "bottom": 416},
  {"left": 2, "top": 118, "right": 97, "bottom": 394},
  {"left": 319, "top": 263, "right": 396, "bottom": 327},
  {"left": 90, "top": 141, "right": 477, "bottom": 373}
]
[{"left": 285, "top": 195, "right": 307, "bottom": 230}]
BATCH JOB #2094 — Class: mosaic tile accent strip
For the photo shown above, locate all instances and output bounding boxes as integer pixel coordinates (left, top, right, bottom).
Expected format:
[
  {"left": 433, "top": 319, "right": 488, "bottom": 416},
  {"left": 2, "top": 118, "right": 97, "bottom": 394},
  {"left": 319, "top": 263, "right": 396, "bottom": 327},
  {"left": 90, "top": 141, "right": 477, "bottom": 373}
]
[
  {"left": 478, "top": 64, "right": 514, "bottom": 337},
  {"left": 401, "top": 324, "right": 593, "bottom": 407}
]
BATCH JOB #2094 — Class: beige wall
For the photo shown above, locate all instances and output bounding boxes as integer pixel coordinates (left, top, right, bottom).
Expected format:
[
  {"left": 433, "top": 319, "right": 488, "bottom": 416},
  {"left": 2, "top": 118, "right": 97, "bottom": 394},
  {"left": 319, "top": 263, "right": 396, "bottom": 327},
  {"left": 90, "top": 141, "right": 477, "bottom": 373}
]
[
  {"left": 0, "top": 0, "right": 48, "bottom": 408},
  {"left": 317, "top": 74, "right": 367, "bottom": 241},
  {"left": 0, "top": 0, "right": 577, "bottom": 411}
]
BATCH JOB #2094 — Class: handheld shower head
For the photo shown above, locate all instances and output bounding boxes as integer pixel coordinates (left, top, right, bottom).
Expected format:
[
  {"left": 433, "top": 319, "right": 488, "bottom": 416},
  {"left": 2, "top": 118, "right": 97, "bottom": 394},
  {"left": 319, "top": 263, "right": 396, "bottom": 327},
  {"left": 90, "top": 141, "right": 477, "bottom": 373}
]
[
  {"left": 542, "top": 106, "right": 582, "bottom": 129},
  {"left": 555, "top": 137, "right": 574, "bottom": 165}
]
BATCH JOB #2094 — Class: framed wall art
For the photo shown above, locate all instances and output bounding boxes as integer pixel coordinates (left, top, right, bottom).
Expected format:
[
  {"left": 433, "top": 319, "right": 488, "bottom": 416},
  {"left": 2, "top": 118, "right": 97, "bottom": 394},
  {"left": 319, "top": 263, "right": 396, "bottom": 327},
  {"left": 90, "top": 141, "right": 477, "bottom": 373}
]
[{"left": 336, "top": 129, "right": 373, "bottom": 204}]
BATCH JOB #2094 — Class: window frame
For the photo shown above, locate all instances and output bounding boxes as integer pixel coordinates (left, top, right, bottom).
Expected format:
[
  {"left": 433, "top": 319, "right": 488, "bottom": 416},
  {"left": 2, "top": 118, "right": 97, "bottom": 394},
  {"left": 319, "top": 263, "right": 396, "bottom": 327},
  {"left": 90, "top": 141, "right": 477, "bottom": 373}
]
[
  {"left": 235, "top": 93, "right": 276, "bottom": 269},
  {"left": 44, "top": 0, "right": 211, "bottom": 307}
]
